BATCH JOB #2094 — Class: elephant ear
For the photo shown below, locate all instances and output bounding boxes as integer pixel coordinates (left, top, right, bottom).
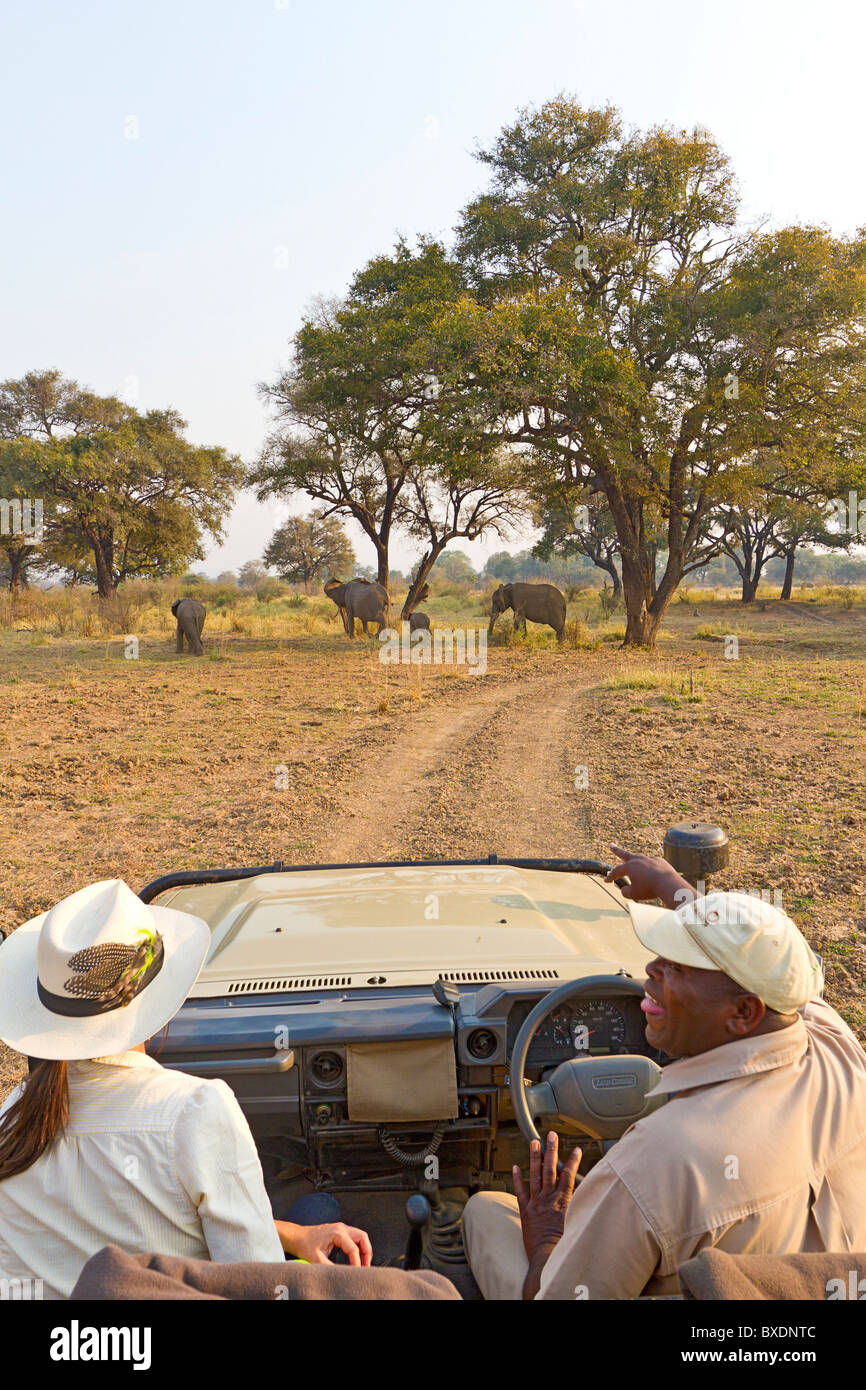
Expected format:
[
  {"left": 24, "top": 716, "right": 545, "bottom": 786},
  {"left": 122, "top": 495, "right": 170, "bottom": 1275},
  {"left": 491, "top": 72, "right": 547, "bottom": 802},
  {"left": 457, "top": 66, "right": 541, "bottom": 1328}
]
[
  {"left": 170, "top": 600, "right": 181, "bottom": 617},
  {"left": 503, "top": 584, "right": 513, "bottom": 604}
]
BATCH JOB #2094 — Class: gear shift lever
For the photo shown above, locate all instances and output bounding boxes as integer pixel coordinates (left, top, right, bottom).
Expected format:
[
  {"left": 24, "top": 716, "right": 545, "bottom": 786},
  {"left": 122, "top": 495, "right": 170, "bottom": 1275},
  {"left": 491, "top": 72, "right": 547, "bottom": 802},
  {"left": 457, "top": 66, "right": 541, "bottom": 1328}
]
[{"left": 404, "top": 1193, "right": 431, "bottom": 1270}]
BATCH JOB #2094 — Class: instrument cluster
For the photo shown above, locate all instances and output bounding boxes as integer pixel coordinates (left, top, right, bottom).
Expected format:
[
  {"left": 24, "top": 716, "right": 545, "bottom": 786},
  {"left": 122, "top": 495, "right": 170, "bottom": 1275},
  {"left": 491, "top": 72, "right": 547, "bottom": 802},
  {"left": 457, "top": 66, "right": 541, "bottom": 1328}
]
[{"left": 506, "top": 997, "right": 650, "bottom": 1066}]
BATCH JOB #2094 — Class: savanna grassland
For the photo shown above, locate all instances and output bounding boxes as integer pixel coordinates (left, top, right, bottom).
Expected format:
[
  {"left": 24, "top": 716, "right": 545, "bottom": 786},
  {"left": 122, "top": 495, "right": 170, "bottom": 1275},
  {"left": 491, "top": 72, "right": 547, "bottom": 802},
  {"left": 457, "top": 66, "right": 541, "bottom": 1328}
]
[{"left": 1, "top": 582, "right": 864, "bottom": 1098}]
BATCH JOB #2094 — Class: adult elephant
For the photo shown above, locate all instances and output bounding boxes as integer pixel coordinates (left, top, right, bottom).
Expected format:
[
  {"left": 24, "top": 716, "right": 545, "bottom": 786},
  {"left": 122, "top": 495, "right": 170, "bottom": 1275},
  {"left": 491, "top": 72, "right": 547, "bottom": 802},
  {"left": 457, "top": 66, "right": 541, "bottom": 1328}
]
[
  {"left": 171, "top": 598, "right": 206, "bottom": 655},
  {"left": 488, "top": 582, "right": 567, "bottom": 643},
  {"left": 324, "top": 577, "right": 390, "bottom": 637}
]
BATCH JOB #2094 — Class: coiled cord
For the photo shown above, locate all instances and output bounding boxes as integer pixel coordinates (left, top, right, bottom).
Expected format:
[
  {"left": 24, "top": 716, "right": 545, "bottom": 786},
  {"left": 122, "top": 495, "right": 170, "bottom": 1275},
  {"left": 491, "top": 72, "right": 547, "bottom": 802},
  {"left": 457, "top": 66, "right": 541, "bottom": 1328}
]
[{"left": 376, "top": 1124, "right": 446, "bottom": 1167}]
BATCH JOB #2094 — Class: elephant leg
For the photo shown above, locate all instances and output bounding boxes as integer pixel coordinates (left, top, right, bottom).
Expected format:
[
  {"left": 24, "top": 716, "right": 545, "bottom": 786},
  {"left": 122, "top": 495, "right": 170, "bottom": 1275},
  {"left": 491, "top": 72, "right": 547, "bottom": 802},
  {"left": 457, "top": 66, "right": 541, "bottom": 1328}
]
[
  {"left": 346, "top": 608, "right": 356, "bottom": 638},
  {"left": 191, "top": 627, "right": 204, "bottom": 656},
  {"left": 176, "top": 621, "right": 184, "bottom": 654}
]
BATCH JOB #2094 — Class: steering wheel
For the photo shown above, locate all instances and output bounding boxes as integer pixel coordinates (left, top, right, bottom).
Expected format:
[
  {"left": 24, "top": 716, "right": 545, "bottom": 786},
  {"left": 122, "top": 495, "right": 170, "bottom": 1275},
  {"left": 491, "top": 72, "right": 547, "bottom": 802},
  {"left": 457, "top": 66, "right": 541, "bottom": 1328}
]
[{"left": 509, "top": 975, "right": 667, "bottom": 1146}]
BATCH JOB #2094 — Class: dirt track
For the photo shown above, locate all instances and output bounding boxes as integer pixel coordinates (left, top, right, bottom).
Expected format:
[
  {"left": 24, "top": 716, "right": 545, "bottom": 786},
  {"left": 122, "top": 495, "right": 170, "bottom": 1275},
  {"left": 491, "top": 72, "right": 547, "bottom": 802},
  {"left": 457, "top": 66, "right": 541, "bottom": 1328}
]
[{"left": 317, "top": 669, "right": 597, "bottom": 863}]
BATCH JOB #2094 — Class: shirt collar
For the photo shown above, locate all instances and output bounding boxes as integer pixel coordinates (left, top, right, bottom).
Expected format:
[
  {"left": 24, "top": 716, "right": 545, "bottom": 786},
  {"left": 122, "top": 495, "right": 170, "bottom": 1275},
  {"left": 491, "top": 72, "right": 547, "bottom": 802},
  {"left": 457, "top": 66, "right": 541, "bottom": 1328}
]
[
  {"left": 648, "top": 1016, "right": 808, "bottom": 1097},
  {"left": 70, "top": 1050, "right": 162, "bottom": 1071}
]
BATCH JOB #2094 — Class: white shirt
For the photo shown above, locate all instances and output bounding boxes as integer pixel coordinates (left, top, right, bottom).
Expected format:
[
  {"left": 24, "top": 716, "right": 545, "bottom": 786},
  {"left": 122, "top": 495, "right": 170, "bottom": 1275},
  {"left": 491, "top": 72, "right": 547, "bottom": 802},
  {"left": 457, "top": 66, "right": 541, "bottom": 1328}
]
[{"left": 0, "top": 1050, "right": 284, "bottom": 1299}]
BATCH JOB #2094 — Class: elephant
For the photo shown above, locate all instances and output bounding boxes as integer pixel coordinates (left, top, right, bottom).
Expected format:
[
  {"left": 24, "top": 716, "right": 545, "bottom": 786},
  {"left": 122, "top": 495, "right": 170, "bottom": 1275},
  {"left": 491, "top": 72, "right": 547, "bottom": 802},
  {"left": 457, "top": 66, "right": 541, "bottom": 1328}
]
[
  {"left": 171, "top": 597, "right": 206, "bottom": 655},
  {"left": 324, "top": 577, "right": 390, "bottom": 637},
  {"left": 408, "top": 611, "right": 430, "bottom": 633},
  {"left": 488, "top": 582, "right": 567, "bottom": 643}
]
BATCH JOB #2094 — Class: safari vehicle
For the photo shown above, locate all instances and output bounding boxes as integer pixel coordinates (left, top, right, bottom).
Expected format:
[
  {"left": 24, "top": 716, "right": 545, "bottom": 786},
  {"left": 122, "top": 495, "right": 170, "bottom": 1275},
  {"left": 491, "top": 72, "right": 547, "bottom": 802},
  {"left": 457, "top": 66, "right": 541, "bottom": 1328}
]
[{"left": 141, "top": 825, "right": 729, "bottom": 1296}]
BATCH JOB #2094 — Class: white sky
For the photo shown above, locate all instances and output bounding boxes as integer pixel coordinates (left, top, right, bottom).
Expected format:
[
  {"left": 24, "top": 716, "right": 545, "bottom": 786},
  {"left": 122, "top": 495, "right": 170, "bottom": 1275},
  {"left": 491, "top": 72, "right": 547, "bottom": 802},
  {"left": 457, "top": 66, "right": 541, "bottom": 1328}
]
[{"left": 2, "top": 0, "right": 864, "bottom": 575}]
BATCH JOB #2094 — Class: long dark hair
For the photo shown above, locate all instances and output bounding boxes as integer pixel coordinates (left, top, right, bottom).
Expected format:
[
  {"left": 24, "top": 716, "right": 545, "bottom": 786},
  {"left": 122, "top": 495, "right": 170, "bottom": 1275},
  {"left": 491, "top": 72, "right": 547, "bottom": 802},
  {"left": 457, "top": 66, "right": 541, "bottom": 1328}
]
[
  {"left": 0, "top": 1025, "right": 170, "bottom": 1182},
  {"left": 0, "top": 1060, "right": 69, "bottom": 1181}
]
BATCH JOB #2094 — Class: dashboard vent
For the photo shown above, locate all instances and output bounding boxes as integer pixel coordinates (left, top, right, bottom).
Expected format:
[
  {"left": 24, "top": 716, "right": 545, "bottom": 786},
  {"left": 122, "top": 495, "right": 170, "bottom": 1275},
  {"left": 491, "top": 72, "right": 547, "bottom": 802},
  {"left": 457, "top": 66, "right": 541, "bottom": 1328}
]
[
  {"left": 227, "top": 975, "right": 353, "bottom": 995},
  {"left": 439, "top": 967, "right": 560, "bottom": 983}
]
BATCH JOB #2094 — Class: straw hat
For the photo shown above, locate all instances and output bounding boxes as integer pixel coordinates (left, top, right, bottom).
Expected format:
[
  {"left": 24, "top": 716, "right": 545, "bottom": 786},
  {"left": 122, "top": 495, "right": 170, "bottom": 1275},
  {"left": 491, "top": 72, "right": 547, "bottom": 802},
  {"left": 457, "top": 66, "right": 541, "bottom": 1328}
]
[{"left": 0, "top": 879, "right": 210, "bottom": 1060}]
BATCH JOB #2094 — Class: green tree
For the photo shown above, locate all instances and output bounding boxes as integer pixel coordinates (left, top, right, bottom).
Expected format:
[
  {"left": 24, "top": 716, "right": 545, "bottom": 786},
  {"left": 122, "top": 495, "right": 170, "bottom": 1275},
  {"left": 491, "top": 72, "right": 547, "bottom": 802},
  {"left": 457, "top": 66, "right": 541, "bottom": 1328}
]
[
  {"left": 0, "top": 371, "right": 243, "bottom": 598},
  {"left": 252, "top": 243, "right": 462, "bottom": 586},
  {"left": 0, "top": 438, "right": 54, "bottom": 592},
  {"left": 263, "top": 510, "right": 355, "bottom": 593},
  {"left": 434, "top": 550, "right": 479, "bottom": 583},
  {"left": 533, "top": 488, "right": 623, "bottom": 599},
  {"left": 445, "top": 99, "right": 866, "bottom": 646},
  {"left": 252, "top": 240, "right": 530, "bottom": 608},
  {"left": 238, "top": 560, "right": 267, "bottom": 589},
  {"left": 46, "top": 412, "right": 242, "bottom": 597},
  {"left": 398, "top": 445, "right": 529, "bottom": 616}
]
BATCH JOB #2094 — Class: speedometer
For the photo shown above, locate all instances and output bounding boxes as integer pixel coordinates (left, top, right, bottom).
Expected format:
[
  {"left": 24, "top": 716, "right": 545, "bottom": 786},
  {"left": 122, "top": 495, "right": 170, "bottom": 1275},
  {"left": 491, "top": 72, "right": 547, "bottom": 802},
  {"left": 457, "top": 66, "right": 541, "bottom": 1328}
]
[{"left": 570, "top": 1001, "right": 627, "bottom": 1054}]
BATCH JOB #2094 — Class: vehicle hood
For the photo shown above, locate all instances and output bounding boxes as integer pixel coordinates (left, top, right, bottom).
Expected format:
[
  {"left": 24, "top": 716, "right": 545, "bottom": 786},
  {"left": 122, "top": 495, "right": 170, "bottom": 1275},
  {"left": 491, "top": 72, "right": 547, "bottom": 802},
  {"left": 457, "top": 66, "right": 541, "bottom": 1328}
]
[{"left": 151, "top": 865, "right": 650, "bottom": 997}]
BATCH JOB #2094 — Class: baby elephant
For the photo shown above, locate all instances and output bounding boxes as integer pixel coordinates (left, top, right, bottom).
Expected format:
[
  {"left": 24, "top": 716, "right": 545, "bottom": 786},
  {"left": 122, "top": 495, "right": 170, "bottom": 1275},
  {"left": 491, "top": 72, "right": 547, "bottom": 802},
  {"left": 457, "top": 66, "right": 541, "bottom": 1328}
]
[
  {"left": 407, "top": 611, "right": 430, "bottom": 633},
  {"left": 171, "top": 598, "right": 206, "bottom": 655}
]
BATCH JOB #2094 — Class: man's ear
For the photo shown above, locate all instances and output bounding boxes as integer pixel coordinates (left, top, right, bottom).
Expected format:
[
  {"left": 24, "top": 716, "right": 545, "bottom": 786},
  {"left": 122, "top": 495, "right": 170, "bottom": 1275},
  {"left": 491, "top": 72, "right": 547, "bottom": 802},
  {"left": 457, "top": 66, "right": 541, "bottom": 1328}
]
[{"left": 725, "top": 994, "right": 766, "bottom": 1037}]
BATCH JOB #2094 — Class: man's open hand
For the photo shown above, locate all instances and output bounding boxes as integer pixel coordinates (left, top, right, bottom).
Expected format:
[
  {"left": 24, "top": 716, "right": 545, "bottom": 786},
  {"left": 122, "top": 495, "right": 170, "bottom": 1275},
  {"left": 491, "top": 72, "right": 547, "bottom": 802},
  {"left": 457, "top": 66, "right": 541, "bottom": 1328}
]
[{"left": 513, "top": 1132, "right": 581, "bottom": 1298}]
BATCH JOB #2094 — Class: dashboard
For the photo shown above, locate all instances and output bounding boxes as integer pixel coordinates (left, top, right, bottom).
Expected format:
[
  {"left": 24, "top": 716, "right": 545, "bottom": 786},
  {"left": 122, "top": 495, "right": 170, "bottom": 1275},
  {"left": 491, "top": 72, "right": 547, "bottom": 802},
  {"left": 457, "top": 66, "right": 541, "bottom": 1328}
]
[
  {"left": 159, "top": 979, "right": 665, "bottom": 1193},
  {"left": 506, "top": 996, "right": 655, "bottom": 1067}
]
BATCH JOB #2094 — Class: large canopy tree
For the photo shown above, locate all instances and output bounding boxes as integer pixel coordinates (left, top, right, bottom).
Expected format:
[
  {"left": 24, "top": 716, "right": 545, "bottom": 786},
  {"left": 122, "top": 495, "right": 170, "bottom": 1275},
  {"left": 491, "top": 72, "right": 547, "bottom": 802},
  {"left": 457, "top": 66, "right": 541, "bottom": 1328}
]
[
  {"left": 252, "top": 240, "right": 530, "bottom": 606},
  {"left": 263, "top": 510, "right": 355, "bottom": 593},
  {"left": 252, "top": 242, "right": 462, "bottom": 587},
  {"left": 0, "top": 371, "right": 243, "bottom": 597},
  {"left": 442, "top": 99, "right": 866, "bottom": 646}
]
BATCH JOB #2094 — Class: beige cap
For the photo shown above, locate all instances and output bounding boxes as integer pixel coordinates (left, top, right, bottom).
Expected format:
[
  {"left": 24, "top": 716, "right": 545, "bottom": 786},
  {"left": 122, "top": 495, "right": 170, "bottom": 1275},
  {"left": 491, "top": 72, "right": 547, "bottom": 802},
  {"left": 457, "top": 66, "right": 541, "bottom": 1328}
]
[{"left": 626, "top": 891, "right": 823, "bottom": 1013}]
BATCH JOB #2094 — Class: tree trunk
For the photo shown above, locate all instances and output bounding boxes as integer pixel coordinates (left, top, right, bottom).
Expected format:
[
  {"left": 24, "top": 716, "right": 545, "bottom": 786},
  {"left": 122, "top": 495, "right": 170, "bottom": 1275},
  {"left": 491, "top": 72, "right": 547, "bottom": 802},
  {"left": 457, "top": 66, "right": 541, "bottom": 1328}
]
[
  {"left": 621, "top": 560, "right": 663, "bottom": 647},
  {"left": 619, "top": 544, "right": 667, "bottom": 647},
  {"left": 401, "top": 546, "right": 445, "bottom": 618},
  {"left": 780, "top": 550, "right": 795, "bottom": 601},
  {"left": 7, "top": 546, "right": 26, "bottom": 594},
  {"left": 741, "top": 572, "right": 759, "bottom": 603},
  {"left": 92, "top": 542, "right": 116, "bottom": 598}
]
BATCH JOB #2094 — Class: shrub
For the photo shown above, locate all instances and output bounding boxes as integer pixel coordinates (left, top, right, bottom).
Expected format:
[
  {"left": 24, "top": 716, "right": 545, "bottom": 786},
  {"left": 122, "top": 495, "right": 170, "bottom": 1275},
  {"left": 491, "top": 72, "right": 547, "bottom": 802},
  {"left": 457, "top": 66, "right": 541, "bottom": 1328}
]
[{"left": 254, "top": 577, "right": 284, "bottom": 604}]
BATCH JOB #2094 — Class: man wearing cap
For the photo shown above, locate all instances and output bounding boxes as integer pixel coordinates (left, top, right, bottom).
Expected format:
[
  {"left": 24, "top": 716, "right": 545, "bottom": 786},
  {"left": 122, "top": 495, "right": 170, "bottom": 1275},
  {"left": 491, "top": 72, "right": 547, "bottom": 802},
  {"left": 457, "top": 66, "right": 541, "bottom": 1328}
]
[{"left": 462, "top": 845, "right": 866, "bottom": 1300}]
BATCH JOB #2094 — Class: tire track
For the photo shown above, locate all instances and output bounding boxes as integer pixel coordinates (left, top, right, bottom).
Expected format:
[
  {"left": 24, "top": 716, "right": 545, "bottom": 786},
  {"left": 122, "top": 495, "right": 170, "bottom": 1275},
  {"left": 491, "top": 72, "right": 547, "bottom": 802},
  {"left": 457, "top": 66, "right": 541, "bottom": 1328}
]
[{"left": 316, "top": 670, "right": 599, "bottom": 862}]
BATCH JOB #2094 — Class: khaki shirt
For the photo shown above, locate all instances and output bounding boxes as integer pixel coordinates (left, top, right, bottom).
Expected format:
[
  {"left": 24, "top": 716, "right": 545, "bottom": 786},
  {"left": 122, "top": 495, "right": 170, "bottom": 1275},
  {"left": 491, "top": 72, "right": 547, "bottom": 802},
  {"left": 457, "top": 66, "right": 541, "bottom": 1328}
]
[{"left": 538, "top": 999, "right": 866, "bottom": 1300}]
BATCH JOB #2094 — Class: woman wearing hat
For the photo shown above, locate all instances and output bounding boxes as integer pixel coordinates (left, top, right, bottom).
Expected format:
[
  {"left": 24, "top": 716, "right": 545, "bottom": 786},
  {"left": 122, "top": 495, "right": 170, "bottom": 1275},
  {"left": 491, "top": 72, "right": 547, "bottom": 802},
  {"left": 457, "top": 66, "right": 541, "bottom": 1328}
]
[{"left": 0, "top": 880, "right": 372, "bottom": 1298}]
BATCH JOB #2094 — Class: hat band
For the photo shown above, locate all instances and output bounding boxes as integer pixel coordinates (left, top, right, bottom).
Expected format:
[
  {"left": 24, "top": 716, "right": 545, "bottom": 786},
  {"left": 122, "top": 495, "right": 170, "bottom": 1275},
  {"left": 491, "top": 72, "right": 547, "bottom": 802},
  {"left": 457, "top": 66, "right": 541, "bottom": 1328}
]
[{"left": 36, "top": 942, "right": 165, "bottom": 1018}]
